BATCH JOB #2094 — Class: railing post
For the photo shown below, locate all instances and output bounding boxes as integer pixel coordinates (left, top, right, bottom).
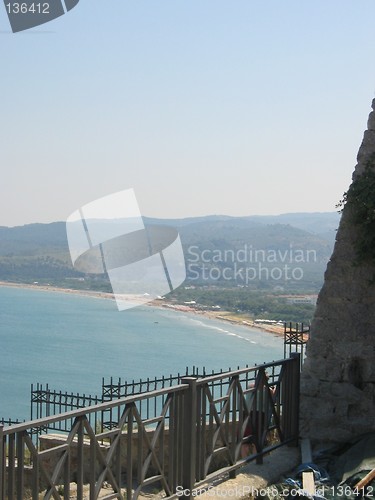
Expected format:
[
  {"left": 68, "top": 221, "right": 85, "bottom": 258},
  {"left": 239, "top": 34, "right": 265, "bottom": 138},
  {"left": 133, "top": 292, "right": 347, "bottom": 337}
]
[
  {"left": 291, "top": 352, "right": 301, "bottom": 446},
  {"left": 181, "top": 377, "right": 197, "bottom": 499},
  {"left": 281, "top": 354, "right": 300, "bottom": 446},
  {"left": 229, "top": 375, "right": 238, "bottom": 479},
  {"left": 0, "top": 426, "right": 4, "bottom": 500}
]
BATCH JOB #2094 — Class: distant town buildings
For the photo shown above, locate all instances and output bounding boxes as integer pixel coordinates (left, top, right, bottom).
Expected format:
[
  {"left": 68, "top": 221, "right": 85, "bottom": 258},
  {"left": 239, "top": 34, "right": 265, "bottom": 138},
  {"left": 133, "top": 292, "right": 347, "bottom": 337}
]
[{"left": 285, "top": 295, "right": 317, "bottom": 305}]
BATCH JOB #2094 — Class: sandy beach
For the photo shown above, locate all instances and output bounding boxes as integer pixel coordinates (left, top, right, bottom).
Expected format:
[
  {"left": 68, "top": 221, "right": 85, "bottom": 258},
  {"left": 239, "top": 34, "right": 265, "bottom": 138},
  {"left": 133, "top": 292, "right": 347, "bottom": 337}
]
[
  {"left": 0, "top": 280, "right": 285, "bottom": 337},
  {"left": 160, "top": 303, "right": 285, "bottom": 337}
]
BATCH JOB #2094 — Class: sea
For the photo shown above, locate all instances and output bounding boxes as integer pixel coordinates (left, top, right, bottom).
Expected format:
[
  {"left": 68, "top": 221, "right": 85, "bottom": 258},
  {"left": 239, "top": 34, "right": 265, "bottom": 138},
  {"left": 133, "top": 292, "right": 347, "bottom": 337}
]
[{"left": 0, "top": 286, "right": 283, "bottom": 421}]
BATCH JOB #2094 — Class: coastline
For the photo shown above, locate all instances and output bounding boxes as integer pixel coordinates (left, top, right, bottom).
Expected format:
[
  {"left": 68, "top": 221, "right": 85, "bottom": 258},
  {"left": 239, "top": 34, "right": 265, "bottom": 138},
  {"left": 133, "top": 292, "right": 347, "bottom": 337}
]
[
  {"left": 160, "top": 303, "right": 285, "bottom": 337},
  {"left": 0, "top": 280, "right": 114, "bottom": 300},
  {"left": 0, "top": 281, "right": 285, "bottom": 337}
]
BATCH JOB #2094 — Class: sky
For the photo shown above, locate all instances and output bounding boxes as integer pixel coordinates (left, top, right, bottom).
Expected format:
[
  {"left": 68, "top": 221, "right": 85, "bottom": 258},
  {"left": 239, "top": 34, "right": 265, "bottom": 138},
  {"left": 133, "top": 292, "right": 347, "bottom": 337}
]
[{"left": 1, "top": 0, "right": 375, "bottom": 227}]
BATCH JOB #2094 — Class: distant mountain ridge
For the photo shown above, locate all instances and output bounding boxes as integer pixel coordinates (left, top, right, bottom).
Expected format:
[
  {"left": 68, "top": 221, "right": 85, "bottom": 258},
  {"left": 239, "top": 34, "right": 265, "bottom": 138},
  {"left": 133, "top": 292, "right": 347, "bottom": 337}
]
[
  {"left": 0, "top": 212, "right": 339, "bottom": 290},
  {"left": 144, "top": 211, "right": 340, "bottom": 237}
]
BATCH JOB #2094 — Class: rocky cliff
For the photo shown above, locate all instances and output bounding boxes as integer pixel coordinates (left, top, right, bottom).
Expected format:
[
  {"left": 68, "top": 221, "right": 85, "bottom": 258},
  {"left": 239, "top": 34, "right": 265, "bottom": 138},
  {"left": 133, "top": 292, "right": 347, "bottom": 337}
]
[{"left": 300, "top": 99, "right": 375, "bottom": 442}]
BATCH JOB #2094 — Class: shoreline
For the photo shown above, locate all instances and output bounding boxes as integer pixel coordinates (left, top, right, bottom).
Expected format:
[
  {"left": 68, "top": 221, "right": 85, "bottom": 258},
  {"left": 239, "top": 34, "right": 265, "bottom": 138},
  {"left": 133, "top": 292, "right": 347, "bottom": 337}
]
[
  {"left": 160, "top": 303, "right": 285, "bottom": 337},
  {"left": 0, "top": 281, "right": 285, "bottom": 337},
  {"left": 0, "top": 280, "right": 114, "bottom": 300}
]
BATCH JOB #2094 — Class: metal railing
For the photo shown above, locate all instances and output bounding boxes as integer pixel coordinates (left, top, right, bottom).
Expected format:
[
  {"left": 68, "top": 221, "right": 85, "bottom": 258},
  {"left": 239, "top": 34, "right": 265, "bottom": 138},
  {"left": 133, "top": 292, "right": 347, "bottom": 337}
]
[
  {"left": 284, "top": 322, "right": 309, "bottom": 367},
  {"left": 30, "top": 365, "right": 252, "bottom": 434},
  {"left": 0, "top": 354, "right": 300, "bottom": 500},
  {"left": 0, "top": 419, "right": 24, "bottom": 427}
]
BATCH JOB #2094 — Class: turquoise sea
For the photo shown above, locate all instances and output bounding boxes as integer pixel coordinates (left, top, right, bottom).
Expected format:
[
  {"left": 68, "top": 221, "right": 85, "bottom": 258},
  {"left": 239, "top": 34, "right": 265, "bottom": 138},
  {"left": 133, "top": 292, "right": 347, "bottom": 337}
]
[{"left": 0, "top": 286, "right": 283, "bottom": 421}]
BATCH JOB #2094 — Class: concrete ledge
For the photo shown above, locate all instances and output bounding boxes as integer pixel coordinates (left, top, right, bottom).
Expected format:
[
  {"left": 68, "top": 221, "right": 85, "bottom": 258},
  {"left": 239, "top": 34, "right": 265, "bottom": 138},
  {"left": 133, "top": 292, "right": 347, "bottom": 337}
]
[{"left": 197, "top": 447, "right": 300, "bottom": 500}]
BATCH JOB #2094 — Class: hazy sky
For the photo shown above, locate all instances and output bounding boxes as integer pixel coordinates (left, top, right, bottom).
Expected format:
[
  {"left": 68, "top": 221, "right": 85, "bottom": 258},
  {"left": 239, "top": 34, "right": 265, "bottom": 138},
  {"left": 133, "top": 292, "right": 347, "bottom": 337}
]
[{"left": 1, "top": 1, "right": 375, "bottom": 227}]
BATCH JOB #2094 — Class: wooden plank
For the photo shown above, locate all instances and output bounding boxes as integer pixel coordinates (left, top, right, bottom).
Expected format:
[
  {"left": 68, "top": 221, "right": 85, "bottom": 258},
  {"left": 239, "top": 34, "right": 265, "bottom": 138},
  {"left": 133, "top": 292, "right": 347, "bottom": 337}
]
[
  {"left": 354, "top": 468, "right": 375, "bottom": 492},
  {"left": 302, "top": 471, "right": 315, "bottom": 496},
  {"left": 300, "top": 438, "right": 312, "bottom": 463}
]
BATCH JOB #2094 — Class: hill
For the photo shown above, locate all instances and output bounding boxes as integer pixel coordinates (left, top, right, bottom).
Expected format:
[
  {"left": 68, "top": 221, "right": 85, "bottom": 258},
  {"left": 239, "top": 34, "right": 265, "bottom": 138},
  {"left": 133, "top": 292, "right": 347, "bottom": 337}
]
[{"left": 0, "top": 212, "right": 338, "bottom": 292}]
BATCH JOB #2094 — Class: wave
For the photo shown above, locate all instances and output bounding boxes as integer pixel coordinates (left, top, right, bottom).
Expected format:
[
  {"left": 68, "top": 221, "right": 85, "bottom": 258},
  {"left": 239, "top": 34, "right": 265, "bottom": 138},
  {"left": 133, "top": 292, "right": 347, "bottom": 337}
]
[
  {"left": 182, "top": 317, "right": 230, "bottom": 334},
  {"left": 172, "top": 314, "right": 261, "bottom": 345}
]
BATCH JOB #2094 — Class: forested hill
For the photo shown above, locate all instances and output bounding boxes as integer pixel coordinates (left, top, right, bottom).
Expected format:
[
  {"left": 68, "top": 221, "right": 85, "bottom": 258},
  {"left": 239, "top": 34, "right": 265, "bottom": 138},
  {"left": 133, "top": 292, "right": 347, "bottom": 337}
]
[{"left": 0, "top": 212, "right": 339, "bottom": 291}]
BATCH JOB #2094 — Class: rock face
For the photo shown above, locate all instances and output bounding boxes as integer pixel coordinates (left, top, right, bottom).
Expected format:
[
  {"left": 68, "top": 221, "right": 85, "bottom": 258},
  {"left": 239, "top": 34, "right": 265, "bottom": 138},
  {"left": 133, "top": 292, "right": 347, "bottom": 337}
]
[{"left": 300, "top": 99, "right": 375, "bottom": 443}]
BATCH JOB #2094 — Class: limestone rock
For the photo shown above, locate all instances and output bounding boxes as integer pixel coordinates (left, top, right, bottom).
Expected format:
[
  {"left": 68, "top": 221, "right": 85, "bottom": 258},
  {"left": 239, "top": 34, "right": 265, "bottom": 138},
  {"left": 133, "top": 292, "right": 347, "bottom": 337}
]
[{"left": 300, "top": 99, "right": 375, "bottom": 443}]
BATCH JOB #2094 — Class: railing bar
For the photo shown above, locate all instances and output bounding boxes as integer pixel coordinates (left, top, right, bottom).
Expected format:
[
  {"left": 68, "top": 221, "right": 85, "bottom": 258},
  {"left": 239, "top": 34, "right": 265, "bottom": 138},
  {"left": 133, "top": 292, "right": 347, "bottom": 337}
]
[
  {"left": 175, "top": 390, "right": 183, "bottom": 486},
  {"left": 231, "top": 378, "right": 238, "bottom": 467},
  {"left": 141, "top": 415, "right": 164, "bottom": 426},
  {"left": 212, "top": 395, "right": 229, "bottom": 404},
  {"left": 195, "top": 385, "right": 201, "bottom": 482},
  {"left": 99, "top": 493, "right": 122, "bottom": 500},
  {"left": 32, "top": 449, "right": 39, "bottom": 500},
  {"left": 63, "top": 444, "right": 71, "bottom": 500},
  {"left": 126, "top": 406, "right": 133, "bottom": 500},
  {"left": 137, "top": 474, "right": 163, "bottom": 486},
  {"left": 38, "top": 443, "right": 69, "bottom": 456},
  {"left": 96, "top": 428, "right": 121, "bottom": 439},
  {"left": 8, "top": 433, "right": 15, "bottom": 500},
  {"left": 168, "top": 394, "right": 175, "bottom": 492},
  {"left": 159, "top": 417, "right": 165, "bottom": 493},
  {"left": 89, "top": 431, "right": 96, "bottom": 500},
  {"left": 77, "top": 418, "right": 84, "bottom": 500},
  {"left": 201, "top": 387, "right": 206, "bottom": 481},
  {"left": 115, "top": 431, "right": 121, "bottom": 497},
  {"left": 137, "top": 418, "right": 143, "bottom": 485},
  {"left": 0, "top": 426, "right": 5, "bottom": 500},
  {"left": 16, "top": 432, "right": 24, "bottom": 500},
  {"left": 195, "top": 358, "right": 290, "bottom": 385}
]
